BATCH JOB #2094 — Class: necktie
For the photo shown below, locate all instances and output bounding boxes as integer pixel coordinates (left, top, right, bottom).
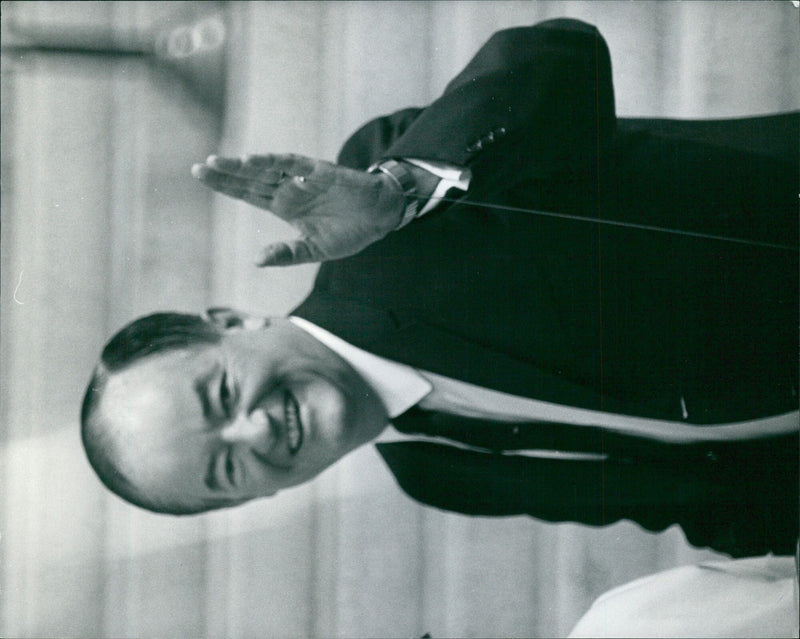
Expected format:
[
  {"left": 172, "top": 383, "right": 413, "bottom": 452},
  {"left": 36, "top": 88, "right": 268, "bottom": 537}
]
[{"left": 391, "top": 406, "right": 794, "bottom": 463}]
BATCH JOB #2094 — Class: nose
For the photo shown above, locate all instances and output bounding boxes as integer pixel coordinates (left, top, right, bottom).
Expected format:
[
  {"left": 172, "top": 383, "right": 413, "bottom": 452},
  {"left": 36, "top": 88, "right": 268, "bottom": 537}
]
[{"left": 219, "top": 408, "right": 272, "bottom": 445}]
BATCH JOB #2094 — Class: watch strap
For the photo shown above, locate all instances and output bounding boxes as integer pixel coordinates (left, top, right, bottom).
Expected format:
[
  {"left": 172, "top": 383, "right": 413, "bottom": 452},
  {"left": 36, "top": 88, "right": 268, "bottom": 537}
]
[{"left": 369, "top": 159, "right": 419, "bottom": 229}]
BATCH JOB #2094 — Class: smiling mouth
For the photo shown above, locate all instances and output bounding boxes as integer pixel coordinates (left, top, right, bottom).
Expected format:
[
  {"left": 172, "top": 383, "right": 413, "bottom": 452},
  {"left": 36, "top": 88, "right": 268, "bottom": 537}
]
[{"left": 284, "top": 390, "right": 303, "bottom": 455}]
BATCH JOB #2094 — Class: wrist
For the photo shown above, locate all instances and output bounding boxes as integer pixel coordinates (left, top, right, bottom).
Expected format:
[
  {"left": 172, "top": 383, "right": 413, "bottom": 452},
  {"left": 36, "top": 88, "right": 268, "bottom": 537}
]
[
  {"left": 374, "top": 171, "right": 408, "bottom": 230},
  {"left": 369, "top": 159, "right": 419, "bottom": 229}
]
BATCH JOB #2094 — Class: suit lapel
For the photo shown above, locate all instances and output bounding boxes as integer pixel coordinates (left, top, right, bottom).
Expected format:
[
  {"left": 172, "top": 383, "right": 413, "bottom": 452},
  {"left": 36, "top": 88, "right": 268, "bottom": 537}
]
[{"left": 293, "top": 290, "right": 636, "bottom": 415}]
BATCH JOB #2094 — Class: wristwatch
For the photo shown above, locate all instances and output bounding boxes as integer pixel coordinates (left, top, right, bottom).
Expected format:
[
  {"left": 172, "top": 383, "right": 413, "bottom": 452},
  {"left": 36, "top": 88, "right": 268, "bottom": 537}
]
[{"left": 369, "top": 159, "right": 419, "bottom": 229}]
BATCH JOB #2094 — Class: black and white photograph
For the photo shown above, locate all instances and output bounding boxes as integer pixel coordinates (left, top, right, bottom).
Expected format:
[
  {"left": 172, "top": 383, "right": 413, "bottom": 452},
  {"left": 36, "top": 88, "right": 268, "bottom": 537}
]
[{"left": 1, "top": 1, "right": 798, "bottom": 637}]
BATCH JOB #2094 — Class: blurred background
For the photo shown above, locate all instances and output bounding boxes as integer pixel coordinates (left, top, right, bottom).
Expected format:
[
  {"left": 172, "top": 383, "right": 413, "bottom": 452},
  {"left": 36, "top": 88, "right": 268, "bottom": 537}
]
[{"left": 1, "top": 1, "right": 798, "bottom": 637}]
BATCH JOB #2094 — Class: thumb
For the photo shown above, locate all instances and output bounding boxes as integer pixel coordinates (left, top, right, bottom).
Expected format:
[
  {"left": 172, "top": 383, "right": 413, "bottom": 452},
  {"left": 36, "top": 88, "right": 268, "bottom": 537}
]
[{"left": 255, "top": 239, "right": 318, "bottom": 267}]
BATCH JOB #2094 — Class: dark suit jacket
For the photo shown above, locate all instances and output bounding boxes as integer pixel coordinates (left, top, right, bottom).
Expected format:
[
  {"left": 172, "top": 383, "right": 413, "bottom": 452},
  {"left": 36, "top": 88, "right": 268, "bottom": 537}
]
[{"left": 293, "top": 19, "right": 799, "bottom": 557}]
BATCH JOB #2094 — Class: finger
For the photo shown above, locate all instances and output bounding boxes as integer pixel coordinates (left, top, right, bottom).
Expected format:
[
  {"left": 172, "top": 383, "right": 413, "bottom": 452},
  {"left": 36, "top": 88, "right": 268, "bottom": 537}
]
[
  {"left": 206, "top": 155, "right": 242, "bottom": 173},
  {"left": 203, "top": 155, "right": 286, "bottom": 185},
  {"left": 227, "top": 154, "right": 288, "bottom": 182},
  {"left": 191, "top": 163, "right": 210, "bottom": 180},
  {"left": 207, "top": 154, "right": 276, "bottom": 174},
  {"left": 200, "top": 153, "right": 318, "bottom": 184},
  {"left": 240, "top": 154, "right": 287, "bottom": 180},
  {"left": 193, "top": 165, "right": 279, "bottom": 200},
  {"left": 240, "top": 154, "right": 277, "bottom": 169},
  {"left": 250, "top": 153, "right": 316, "bottom": 181},
  {"left": 255, "top": 239, "right": 318, "bottom": 267},
  {"left": 198, "top": 159, "right": 284, "bottom": 187}
]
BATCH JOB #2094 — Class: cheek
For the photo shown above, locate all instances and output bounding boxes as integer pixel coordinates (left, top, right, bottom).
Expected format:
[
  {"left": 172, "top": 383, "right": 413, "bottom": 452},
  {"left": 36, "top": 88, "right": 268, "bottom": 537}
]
[
  {"left": 302, "top": 381, "right": 351, "bottom": 442},
  {"left": 125, "top": 445, "right": 204, "bottom": 505}
]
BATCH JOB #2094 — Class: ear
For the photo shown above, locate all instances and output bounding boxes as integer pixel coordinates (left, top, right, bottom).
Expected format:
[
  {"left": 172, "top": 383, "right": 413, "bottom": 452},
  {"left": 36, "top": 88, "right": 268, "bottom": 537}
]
[{"left": 205, "top": 307, "right": 269, "bottom": 331}]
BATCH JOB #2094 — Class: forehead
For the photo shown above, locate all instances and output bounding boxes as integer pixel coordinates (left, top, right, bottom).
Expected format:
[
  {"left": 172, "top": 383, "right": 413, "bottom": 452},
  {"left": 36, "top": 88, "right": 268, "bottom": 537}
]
[
  {"left": 98, "top": 347, "right": 217, "bottom": 497},
  {"left": 100, "top": 348, "right": 212, "bottom": 432}
]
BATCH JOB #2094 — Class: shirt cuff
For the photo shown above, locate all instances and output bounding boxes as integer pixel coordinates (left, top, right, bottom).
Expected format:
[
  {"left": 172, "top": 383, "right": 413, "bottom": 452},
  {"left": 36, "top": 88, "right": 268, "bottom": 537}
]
[{"left": 405, "top": 158, "right": 471, "bottom": 215}]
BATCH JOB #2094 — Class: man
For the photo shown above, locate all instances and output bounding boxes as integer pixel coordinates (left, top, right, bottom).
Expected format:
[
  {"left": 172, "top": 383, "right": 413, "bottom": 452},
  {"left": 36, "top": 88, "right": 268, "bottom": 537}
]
[{"left": 81, "top": 19, "right": 799, "bottom": 557}]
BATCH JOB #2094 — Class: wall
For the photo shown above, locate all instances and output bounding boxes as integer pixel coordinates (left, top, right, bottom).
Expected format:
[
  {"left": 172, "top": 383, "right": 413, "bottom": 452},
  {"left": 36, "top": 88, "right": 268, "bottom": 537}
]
[{"left": 1, "top": 2, "right": 798, "bottom": 637}]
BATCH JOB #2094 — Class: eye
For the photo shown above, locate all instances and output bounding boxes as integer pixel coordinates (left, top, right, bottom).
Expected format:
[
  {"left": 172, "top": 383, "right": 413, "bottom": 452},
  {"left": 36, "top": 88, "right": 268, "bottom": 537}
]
[
  {"left": 220, "top": 371, "right": 235, "bottom": 416},
  {"left": 225, "top": 448, "right": 236, "bottom": 487}
]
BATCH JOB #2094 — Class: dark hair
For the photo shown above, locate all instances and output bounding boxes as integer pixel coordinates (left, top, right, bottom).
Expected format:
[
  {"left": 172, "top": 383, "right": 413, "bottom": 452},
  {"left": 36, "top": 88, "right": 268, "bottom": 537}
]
[{"left": 81, "top": 312, "right": 224, "bottom": 515}]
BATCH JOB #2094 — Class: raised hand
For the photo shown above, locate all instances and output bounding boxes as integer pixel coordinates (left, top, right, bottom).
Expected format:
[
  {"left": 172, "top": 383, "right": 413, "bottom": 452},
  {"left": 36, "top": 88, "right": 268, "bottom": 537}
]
[{"left": 191, "top": 154, "right": 405, "bottom": 266}]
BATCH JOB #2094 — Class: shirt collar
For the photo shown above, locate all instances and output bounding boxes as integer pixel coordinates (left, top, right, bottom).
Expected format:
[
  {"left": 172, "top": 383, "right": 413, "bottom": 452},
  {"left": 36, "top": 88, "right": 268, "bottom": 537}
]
[{"left": 289, "top": 316, "right": 431, "bottom": 418}]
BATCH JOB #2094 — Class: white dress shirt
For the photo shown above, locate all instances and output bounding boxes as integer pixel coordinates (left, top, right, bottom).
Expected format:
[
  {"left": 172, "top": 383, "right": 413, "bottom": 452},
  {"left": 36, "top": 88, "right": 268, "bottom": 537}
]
[
  {"left": 289, "top": 317, "right": 799, "bottom": 448},
  {"left": 405, "top": 158, "right": 471, "bottom": 215}
]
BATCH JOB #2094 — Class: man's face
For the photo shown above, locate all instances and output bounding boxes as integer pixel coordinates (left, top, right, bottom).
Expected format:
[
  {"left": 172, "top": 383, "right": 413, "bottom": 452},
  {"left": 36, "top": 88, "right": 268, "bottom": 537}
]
[{"left": 98, "top": 318, "right": 388, "bottom": 510}]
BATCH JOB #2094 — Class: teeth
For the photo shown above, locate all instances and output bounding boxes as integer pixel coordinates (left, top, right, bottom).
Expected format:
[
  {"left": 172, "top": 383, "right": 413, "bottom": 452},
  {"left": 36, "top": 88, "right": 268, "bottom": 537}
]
[{"left": 284, "top": 391, "right": 303, "bottom": 455}]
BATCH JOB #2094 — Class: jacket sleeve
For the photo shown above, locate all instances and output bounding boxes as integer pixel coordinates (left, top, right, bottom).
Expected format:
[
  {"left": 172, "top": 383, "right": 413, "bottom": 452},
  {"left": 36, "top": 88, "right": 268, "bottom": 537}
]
[
  {"left": 336, "top": 19, "right": 615, "bottom": 183},
  {"left": 336, "top": 107, "right": 424, "bottom": 170},
  {"left": 376, "top": 18, "right": 616, "bottom": 191},
  {"left": 376, "top": 437, "right": 799, "bottom": 558}
]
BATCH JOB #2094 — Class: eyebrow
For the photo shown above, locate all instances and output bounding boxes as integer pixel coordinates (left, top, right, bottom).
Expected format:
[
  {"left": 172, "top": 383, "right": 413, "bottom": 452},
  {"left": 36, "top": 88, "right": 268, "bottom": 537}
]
[
  {"left": 205, "top": 451, "right": 228, "bottom": 493},
  {"left": 193, "top": 364, "right": 222, "bottom": 423},
  {"left": 204, "top": 455, "right": 221, "bottom": 492},
  {"left": 194, "top": 364, "right": 224, "bottom": 492}
]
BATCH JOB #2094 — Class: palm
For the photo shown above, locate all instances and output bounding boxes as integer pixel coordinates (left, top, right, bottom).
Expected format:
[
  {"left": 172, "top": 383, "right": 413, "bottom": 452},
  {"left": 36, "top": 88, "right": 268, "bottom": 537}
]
[{"left": 192, "top": 154, "right": 404, "bottom": 265}]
